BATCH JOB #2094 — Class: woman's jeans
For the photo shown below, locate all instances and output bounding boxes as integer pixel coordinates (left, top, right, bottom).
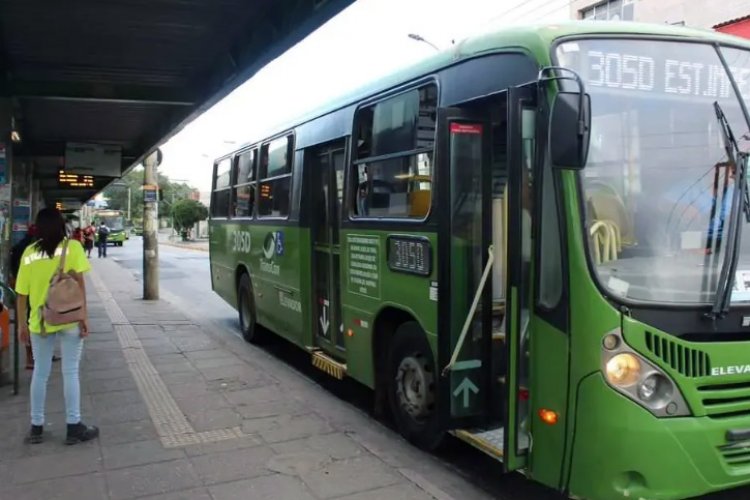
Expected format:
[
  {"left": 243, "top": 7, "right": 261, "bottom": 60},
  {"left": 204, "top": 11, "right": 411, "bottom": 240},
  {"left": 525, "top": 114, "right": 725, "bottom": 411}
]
[{"left": 30, "top": 327, "right": 84, "bottom": 426}]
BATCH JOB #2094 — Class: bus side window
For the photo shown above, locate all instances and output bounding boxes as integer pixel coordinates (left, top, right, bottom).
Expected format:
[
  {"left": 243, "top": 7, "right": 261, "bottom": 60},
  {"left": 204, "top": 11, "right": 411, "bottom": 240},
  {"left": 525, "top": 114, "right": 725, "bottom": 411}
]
[
  {"left": 351, "top": 84, "right": 437, "bottom": 219},
  {"left": 258, "top": 135, "right": 293, "bottom": 218},
  {"left": 211, "top": 157, "right": 232, "bottom": 218},
  {"left": 233, "top": 148, "right": 257, "bottom": 218}
]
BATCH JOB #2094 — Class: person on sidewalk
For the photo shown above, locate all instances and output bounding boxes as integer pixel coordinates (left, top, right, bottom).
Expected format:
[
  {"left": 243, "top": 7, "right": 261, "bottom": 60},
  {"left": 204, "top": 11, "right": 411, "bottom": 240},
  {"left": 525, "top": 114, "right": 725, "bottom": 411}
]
[
  {"left": 97, "top": 221, "right": 109, "bottom": 258},
  {"left": 15, "top": 208, "right": 99, "bottom": 445},
  {"left": 83, "top": 223, "right": 95, "bottom": 258},
  {"left": 72, "top": 226, "right": 84, "bottom": 245},
  {"left": 10, "top": 224, "right": 60, "bottom": 369}
]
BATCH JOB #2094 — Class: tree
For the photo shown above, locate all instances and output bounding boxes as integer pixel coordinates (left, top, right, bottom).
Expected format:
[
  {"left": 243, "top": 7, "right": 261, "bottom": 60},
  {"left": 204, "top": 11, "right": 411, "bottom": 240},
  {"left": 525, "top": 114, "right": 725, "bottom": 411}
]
[
  {"left": 172, "top": 199, "right": 208, "bottom": 240},
  {"left": 101, "top": 168, "right": 197, "bottom": 227}
]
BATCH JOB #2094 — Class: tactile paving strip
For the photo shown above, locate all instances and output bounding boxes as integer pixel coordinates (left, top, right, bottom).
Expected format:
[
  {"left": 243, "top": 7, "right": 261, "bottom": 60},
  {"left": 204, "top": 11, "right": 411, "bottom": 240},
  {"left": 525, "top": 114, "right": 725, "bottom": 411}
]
[{"left": 90, "top": 271, "right": 245, "bottom": 448}]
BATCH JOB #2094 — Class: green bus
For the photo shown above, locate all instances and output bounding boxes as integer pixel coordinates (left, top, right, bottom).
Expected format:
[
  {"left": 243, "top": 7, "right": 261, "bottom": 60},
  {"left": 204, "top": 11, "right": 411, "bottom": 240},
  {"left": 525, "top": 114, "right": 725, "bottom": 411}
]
[
  {"left": 209, "top": 21, "right": 750, "bottom": 499},
  {"left": 95, "top": 209, "right": 127, "bottom": 246}
]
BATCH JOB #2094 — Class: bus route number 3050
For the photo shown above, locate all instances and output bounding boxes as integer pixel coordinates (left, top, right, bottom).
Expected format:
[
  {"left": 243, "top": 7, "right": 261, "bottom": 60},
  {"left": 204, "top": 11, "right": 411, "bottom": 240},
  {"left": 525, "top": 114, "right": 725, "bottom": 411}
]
[{"left": 232, "top": 230, "right": 252, "bottom": 254}]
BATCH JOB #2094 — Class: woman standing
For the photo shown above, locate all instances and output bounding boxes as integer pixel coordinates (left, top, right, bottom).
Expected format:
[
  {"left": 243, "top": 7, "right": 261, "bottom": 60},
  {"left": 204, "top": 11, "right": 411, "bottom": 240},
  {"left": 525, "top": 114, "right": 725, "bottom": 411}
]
[
  {"left": 15, "top": 208, "right": 99, "bottom": 445},
  {"left": 83, "top": 223, "right": 95, "bottom": 258}
]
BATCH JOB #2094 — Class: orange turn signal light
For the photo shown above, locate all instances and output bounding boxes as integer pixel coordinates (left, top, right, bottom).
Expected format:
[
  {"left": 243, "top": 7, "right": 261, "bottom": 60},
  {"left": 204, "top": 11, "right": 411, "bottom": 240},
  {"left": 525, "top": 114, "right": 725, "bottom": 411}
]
[
  {"left": 538, "top": 408, "right": 558, "bottom": 425},
  {"left": 347, "top": 329, "right": 354, "bottom": 337}
]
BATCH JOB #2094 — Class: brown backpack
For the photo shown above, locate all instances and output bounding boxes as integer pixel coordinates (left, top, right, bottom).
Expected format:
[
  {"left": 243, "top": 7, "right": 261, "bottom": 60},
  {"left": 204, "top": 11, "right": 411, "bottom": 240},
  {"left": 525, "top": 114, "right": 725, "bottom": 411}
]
[{"left": 40, "top": 239, "right": 85, "bottom": 334}]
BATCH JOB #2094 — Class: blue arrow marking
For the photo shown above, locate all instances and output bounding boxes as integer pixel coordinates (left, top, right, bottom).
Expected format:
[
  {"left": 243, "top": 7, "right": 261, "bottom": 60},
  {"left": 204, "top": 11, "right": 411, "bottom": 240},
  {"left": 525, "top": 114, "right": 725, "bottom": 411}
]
[{"left": 453, "top": 377, "right": 479, "bottom": 408}]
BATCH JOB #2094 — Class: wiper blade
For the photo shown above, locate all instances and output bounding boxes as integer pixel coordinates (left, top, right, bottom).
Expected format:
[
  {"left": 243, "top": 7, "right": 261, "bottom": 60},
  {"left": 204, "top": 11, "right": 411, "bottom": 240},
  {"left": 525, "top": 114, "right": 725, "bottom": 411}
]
[{"left": 707, "top": 101, "right": 750, "bottom": 318}]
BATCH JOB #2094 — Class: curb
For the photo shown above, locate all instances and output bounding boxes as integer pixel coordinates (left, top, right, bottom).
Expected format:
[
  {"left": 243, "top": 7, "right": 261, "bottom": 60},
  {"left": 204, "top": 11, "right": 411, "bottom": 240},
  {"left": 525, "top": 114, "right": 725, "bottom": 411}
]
[{"left": 159, "top": 240, "right": 209, "bottom": 253}]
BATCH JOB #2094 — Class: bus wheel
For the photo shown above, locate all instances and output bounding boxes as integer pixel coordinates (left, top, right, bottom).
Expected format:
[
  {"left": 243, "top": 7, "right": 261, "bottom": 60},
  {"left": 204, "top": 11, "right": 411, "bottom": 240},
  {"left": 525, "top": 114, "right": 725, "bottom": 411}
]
[
  {"left": 386, "top": 321, "right": 443, "bottom": 451},
  {"left": 237, "top": 274, "right": 259, "bottom": 343}
]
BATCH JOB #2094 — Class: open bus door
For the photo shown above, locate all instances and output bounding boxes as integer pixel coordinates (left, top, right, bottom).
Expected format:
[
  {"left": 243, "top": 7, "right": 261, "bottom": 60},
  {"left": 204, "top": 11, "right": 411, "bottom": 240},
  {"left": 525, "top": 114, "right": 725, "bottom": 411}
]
[{"left": 437, "top": 87, "right": 534, "bottom": 470}]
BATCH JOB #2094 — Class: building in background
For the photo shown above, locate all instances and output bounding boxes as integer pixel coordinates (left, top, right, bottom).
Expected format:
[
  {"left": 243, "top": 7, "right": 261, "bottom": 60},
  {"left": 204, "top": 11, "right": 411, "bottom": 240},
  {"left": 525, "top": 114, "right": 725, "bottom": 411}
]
[
  {"left": 715, "top": 15, "right": 750, "bottom": 39},
  {"left": 570, "top": 0, "right": 749, "bottom": 30}
]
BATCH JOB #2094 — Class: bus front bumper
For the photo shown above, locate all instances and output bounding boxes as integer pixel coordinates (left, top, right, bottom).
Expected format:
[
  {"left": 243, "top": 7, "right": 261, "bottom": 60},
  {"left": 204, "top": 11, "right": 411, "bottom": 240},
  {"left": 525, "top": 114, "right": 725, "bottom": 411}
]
[{"left": 567, "top": 374, "right": 750, "bottom": 500}]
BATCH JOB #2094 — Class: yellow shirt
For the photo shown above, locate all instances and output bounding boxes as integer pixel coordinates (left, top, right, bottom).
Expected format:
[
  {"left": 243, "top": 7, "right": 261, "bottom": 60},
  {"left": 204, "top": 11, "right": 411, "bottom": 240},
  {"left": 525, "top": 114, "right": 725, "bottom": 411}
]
[{"left": 15, "top": 239, "right": 91, "bottom": 334}]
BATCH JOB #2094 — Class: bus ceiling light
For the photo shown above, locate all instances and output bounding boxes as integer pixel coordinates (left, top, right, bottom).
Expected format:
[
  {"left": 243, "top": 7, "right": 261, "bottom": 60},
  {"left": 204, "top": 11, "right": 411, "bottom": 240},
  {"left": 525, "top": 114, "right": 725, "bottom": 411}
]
[
  {"left": 538, "top": 408, "right": 558, "bottom": 425},
  {"left": 605, "top": 353, "right": 641, "bottom": 386}
]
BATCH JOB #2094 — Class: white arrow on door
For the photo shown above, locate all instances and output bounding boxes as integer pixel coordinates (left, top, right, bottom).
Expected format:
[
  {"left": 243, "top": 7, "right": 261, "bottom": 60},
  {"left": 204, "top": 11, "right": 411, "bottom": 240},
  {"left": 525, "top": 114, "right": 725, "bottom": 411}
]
[{"left": 319, "top": 299, "right": 330, "bottom": 335}]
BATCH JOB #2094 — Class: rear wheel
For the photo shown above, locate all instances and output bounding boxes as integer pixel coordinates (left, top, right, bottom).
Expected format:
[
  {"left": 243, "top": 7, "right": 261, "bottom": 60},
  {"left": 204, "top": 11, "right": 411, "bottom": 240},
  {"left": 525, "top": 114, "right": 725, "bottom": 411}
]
[
  {"left": 237, "top": 274, "right": 260, "bottom": 343},
  {"left": 386, "top": 321, "right": 444, "bottom": 450}
]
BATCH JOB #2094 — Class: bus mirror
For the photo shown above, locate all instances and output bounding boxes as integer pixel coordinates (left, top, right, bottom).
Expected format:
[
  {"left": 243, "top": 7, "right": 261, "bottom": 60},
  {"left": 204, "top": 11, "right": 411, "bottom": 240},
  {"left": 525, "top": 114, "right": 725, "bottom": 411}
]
[{"left": 550, "top": 92, "right": 591, "bottom": 170}]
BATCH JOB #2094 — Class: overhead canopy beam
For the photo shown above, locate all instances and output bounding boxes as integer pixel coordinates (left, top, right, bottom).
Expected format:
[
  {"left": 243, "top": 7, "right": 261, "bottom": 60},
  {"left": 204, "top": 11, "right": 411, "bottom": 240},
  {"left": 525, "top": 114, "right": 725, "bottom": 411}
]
[{"left": 9, "top": 81, "right": 195, "bottom": 107}]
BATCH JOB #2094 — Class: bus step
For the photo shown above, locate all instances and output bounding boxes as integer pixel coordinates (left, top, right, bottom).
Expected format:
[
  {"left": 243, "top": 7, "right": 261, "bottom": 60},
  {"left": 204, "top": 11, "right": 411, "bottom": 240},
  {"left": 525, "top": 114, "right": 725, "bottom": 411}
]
[
  {"left": 311, "top": 350, "right": 347, "bottom": 380},
  {"left": 450, "top": 426, "right": 504, "bottom": 462}
]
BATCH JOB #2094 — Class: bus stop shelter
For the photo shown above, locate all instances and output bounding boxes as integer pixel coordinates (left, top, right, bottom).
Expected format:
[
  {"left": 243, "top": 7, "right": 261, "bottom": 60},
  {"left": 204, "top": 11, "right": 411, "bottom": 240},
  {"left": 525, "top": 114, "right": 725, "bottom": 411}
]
[{"left": 0, "top": 0, "right": 353, "bottom": 382}]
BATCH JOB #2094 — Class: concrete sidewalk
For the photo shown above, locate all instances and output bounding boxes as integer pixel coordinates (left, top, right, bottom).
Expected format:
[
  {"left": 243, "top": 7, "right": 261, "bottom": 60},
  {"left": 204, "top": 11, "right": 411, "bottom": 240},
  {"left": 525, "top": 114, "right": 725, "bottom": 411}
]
[{"left": 0, "top": 258, "right": 523, "bottom": 500}]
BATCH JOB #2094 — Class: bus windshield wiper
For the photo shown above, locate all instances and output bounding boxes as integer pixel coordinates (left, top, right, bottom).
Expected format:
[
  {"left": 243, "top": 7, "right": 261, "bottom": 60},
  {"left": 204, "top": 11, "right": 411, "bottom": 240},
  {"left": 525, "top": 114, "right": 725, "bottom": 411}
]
[{"left": 707, "top": 101, "right": 750, "bottom": 319}]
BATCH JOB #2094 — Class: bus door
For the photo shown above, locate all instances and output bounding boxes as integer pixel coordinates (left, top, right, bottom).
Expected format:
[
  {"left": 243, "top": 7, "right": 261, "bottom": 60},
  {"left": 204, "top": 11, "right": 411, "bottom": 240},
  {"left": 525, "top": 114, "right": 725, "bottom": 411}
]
[
  {"left": 436, "top": 108, "right": 496, "bottom": 437},
  {"left": 310, "top": 142, "right": 346, "bottom": 356},
  {"left": 502, "top": 85, "right": 536, "bottom": 471},
  {"left": 437, "top": 87, "right": 534, "bottom": 469}
]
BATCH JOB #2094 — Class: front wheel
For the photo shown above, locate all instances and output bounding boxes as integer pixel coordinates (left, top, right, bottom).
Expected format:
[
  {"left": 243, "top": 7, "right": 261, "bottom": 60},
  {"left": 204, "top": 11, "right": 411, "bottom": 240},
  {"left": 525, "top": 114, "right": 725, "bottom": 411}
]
[
  {"left": 386, "top": 321, "right": 444, "bottom": 450},
  {"left": 237, "top": 274, "right": 261, "bottom": 343}
]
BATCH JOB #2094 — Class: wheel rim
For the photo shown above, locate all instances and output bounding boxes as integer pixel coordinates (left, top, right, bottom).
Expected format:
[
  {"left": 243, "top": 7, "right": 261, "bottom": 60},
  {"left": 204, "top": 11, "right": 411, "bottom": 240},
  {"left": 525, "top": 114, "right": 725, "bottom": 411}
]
[
  {"left": 240, "top": 289, "right": 252, "bottom": 332},
  {"left": 395, "top": 354, "right": 434, "bottom": 420}
]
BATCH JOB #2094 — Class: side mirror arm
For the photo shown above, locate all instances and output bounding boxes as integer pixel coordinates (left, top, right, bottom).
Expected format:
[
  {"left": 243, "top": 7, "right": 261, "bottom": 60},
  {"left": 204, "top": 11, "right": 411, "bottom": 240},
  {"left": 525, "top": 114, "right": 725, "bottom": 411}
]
[{"left": 538, "top": 66, "right": 588, "bottom": 136}]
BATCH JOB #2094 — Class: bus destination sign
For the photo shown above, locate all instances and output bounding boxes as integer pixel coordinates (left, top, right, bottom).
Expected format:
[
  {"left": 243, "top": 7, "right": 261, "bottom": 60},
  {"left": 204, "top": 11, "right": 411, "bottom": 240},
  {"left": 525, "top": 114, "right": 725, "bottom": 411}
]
[
  {"left": 558, "top": 42, "right": 750, "bottom": 101},
  {"left": 58, "top": 170, "right": 94, "bottom": 188},
  {"left": 387, "top": 235, "right": 431, "bottom": 276}
]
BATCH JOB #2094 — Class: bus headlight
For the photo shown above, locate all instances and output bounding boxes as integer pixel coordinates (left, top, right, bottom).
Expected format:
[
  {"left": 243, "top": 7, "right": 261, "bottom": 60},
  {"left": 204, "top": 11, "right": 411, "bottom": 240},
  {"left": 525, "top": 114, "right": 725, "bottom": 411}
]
[
  {"left": 601, "top": 329, "right": 690, "bottom": 417},
  {"left": 637, "top": 373, "right": 673, "bottom": 407},
  {"left": 605, "top": 353, "right": 641, "bottom": 386}
]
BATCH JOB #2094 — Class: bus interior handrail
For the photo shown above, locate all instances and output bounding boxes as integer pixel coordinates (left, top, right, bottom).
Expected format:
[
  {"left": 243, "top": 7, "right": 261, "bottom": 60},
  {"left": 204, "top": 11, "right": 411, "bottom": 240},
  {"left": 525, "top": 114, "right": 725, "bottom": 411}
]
[{"left": 442, "top": 245, "right": 494, "bottom": 377}]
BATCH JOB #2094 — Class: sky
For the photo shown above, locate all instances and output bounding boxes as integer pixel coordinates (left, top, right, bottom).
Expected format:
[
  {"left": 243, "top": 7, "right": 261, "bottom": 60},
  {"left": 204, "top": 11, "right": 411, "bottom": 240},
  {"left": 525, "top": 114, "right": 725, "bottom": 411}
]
[{"left": 158, "top": 0, "right": 570, "bottom": 192}]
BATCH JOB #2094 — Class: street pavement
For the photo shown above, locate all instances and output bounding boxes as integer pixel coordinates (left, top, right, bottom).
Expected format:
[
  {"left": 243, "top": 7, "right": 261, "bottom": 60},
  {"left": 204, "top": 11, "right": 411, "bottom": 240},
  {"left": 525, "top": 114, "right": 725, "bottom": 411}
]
[
  {"left": 2, "top": 238, "right": 743, "bottom": 499},
  {"left": 0, "top": 238, "right": 560, "bottom": 500}
]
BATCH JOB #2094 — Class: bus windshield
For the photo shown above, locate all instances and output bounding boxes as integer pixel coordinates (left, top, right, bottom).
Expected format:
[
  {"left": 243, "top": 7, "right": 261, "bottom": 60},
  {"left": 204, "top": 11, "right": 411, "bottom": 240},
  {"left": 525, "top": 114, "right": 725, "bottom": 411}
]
[
  {"left": 101, "top": 216, "right": 124, "bottom": 231},
  {"left": 556, "top": 39, "right": 750, "bottom": 305}
]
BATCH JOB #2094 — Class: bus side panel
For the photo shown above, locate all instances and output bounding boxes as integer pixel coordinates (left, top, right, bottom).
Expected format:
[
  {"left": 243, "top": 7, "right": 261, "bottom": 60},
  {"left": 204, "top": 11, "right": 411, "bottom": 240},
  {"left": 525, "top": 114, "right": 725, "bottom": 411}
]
[
  {"left": 209, "top": 220, "right": 238, "bottom": 308},
  {"left": 249, "top": 223, "right": 306, "bottom": 348},
  {"left": 340, "top": 228, "right": 438, "bottom": 388}
]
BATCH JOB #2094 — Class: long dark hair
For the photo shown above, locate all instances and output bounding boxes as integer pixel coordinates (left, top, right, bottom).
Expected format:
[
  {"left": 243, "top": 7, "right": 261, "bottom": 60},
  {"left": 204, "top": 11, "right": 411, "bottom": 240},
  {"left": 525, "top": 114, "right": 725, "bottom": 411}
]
[{"left": 35, "top": 208, "right": 66, "bottom": 258}]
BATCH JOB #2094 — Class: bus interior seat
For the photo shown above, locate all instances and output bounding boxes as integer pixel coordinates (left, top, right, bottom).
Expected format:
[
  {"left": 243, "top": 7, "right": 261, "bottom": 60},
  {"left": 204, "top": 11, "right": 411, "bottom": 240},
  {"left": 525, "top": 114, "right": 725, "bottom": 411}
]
[{"left": 408, "top": 190, "right": 430, "bottom": 217}]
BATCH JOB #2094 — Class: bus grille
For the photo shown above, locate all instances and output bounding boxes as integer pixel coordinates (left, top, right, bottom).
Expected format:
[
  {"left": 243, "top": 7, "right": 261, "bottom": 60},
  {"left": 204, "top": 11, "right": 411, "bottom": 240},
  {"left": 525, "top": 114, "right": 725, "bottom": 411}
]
[
  {"left": 698, "top": 381, "right": 750, "bottom": 418},
  {"left": 719, "top": 443, "right": 750, "bottom": 469},
  {"left": 644, "top": 331, "right": 710, "bottom": 378}
]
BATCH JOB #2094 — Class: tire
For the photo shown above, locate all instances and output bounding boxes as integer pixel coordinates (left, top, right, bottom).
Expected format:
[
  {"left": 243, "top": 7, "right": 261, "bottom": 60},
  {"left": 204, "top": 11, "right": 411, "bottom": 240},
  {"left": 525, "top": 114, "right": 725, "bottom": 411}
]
[
  {"left": 237, "top": 274, "right": 260, "bottom": 343},
  {"left": 386, "top": 321, "right": 444, "bottom": 450}
]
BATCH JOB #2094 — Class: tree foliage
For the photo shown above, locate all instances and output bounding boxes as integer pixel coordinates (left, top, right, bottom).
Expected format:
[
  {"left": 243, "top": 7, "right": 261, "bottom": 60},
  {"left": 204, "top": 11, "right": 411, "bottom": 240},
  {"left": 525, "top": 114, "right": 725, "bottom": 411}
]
[
  {"left": 172, "top": 199, "right": 208, "bottom": 234},
  {"left": 101, "top": 168, "right": 196, "bottom": 224}
]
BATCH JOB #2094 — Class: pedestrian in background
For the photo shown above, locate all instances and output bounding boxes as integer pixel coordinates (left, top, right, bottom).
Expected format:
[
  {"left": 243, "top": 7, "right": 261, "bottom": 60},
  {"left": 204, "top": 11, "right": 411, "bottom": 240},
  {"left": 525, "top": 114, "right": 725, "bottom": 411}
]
[
  {"left": 15, "top": 208, "right": 99, "bottom": 445},
  {"left": 83, "top": 223, "right": 95, "bottom": 258},
  {"left": 97, "top": 221, "right": 109, "bottom": 258}
]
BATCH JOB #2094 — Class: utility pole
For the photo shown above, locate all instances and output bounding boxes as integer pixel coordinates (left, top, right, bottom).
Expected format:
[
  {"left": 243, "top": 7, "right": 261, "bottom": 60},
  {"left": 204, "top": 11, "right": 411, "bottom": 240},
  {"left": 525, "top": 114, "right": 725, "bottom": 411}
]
[
  {"left": 143, "top": 149, "right": 161, "bottom": 300},
  {"left": 127, "top": 186, "right": 131, "bottom": 221}
]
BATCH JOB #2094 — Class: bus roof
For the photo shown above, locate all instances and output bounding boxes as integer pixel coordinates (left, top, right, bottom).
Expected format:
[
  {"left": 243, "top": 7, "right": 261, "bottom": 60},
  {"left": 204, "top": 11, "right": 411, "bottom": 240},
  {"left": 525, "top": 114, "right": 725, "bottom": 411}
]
[{"left": 221, "top": 21, "right": 750, "bottom": 159}]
